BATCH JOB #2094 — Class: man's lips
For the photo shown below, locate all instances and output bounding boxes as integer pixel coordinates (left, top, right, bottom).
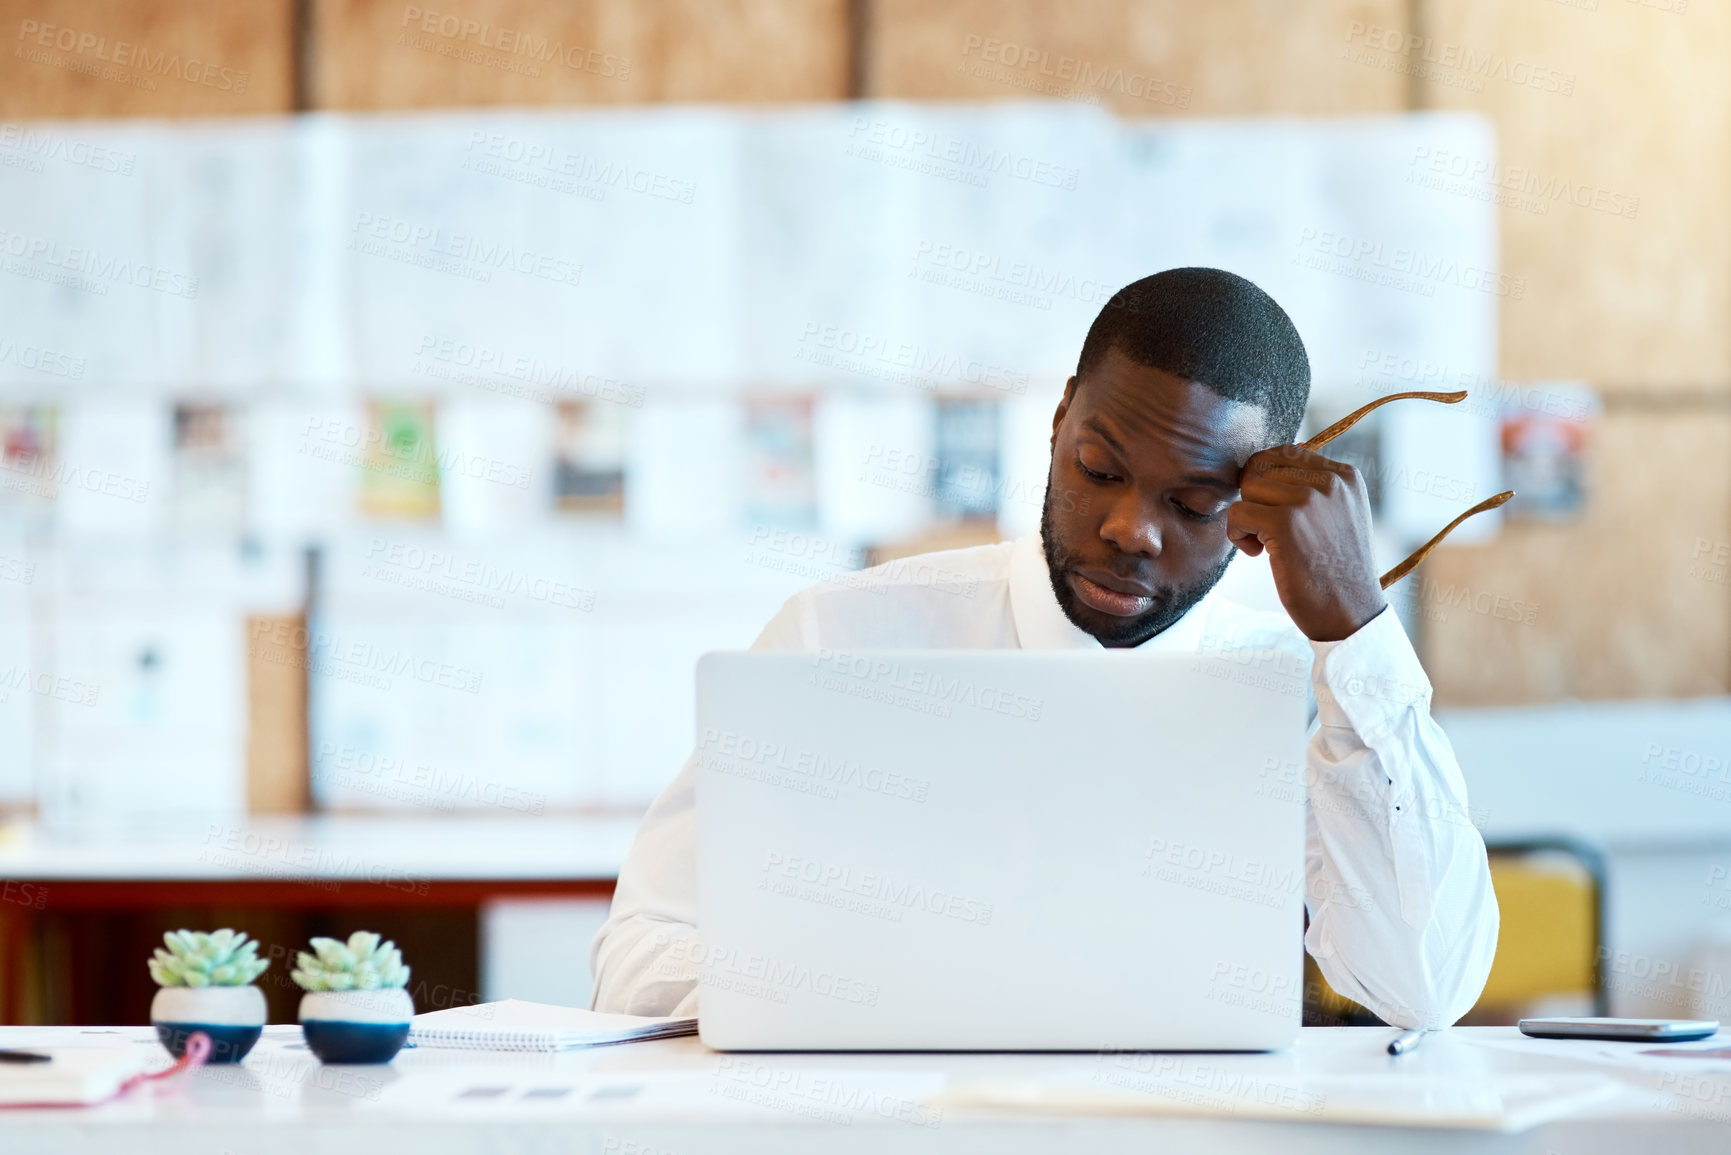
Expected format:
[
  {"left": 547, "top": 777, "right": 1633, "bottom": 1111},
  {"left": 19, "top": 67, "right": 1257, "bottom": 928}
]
[{"left": 1069, "top": 570, "right": 1157, "bottom": 618}]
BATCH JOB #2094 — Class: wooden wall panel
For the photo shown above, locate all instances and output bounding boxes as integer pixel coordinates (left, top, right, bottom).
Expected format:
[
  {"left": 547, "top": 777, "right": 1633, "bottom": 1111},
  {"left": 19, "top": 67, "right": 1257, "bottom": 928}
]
[
  {"left": 315, "top": 0, "right": 849, "bottom": 108},
  {"left": 1413, "top": 0, "right": 1731, "bottom": 703},
  {"left": 0, "top": 0, "right": 294, "bottom": 117},
  {"left": 1419, "top": 0, "right": 1731, "bottom": 389},
  {"left": 246, "top": 613, "right": 310, "bottom": 813},
  {"left": 868, "top": 0, "right": 1408, "bottom": 114},
  {"left": 1423, "top": 405, "right": 1731, "bottom": 705}
]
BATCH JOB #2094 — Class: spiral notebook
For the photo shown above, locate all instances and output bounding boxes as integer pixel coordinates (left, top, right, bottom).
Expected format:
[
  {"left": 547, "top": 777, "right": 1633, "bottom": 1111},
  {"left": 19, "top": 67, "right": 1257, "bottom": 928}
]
[{"left": 406, "top": 1000, "right": 697, "bottom": 1053}]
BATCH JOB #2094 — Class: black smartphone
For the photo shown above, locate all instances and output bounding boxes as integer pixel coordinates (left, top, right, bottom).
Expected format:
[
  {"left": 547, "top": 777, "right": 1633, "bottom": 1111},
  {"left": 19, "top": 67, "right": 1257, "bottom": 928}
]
[{"left": 1518, "top": 1017, "right": 1719, "bottom": 1042}]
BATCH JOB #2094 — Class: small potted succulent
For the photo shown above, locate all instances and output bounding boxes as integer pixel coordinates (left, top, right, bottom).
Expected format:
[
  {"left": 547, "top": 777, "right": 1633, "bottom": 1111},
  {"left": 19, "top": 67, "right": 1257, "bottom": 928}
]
[
  {"left": 148, "top": 928, "right": 271, "bottom": 1064},
  {"left": 292, "top": 930, "right": 414, "bottom": 1063}
]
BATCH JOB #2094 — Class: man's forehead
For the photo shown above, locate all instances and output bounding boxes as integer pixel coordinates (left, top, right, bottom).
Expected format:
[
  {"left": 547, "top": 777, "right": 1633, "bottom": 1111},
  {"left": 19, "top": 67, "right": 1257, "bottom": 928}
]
[{"left": 1075, "top": 357, "right": 1269, "bottom": 472}]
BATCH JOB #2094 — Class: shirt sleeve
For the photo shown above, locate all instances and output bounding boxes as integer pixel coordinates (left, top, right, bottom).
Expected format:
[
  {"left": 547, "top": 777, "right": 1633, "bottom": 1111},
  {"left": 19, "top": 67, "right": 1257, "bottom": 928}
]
[
  {"left": 588, "top": 595, "right": 810, "bottom": 1016},
  {"left": 1300, "top": 606, "right": 1501, "bottom": 1028}
]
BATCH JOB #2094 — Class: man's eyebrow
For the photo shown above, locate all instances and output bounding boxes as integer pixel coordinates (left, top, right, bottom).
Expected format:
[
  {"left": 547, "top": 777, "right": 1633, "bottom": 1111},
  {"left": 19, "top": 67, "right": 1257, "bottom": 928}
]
[
  {"left": 1078, "top": 417, "right": 1127, "bottom": 456},
  {"left": 1176, "top": 474, "right": 1239, "bottom": 493}
]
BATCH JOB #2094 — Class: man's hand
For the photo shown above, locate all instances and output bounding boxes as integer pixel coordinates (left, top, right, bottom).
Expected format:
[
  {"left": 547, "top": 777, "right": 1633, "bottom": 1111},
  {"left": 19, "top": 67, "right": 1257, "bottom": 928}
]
[{"left": 1226, "top": 445, "right": 1387, "bottom": 642}]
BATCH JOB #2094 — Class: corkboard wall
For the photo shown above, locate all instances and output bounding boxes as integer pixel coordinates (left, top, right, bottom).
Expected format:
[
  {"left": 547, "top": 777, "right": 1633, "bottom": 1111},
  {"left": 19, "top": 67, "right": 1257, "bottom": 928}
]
[
  {"left": 1420, "top": 0, "right": 1731, "bottom": 390},
  {"left": 1411, "top": 0, "right": 1731, "bottom": 702},
  {"left": 0, "top": 0, "right": 295, "bottom": 116},
  {"left": 865, "top": 0, "right": 1410, "bottom": 114},
  {"left": 1420, "top": 402, "right": 1731, "bottom": 704},
  {"left": 245, "top": 614, "right": 310, "bottom": 813},
  {"left": 312, "top": 0, "right": 850, "bottom": 108}
]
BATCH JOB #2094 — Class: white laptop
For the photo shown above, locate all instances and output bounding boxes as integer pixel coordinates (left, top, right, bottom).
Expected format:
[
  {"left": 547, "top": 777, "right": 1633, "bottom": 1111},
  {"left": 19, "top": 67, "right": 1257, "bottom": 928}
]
[{"left": 694, "top": 648, "right": 1309, "bottom": 1051}]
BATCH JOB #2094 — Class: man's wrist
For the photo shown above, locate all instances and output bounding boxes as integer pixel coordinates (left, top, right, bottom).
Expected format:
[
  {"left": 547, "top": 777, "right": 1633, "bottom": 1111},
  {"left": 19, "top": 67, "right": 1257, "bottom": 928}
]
[
  {"left": 1309, "top": 607, "right": 1431, "bottom": 740},
  {"left": 1297, "top": 588, "right": 1389, "bottom": 643}
]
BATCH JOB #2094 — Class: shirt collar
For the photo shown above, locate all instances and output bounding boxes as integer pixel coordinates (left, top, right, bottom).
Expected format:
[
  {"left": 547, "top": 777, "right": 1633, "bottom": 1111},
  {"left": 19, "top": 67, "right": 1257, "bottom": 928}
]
[{"left": 1007, "top": 531, "right": 1213, "bottom": 653}]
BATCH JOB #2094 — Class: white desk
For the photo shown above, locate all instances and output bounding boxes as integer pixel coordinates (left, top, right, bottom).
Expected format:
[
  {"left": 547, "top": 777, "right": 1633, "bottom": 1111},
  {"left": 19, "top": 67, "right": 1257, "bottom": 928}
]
[{"left": 0, "top": 1025, "right": 1721, "bottom": 1153}]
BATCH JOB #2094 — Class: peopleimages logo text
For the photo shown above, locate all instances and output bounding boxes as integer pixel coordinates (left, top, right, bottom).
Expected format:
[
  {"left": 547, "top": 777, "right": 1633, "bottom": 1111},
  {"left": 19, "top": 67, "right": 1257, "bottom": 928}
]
[
  {"left": 810, "top": 649, "right": 1044, "bottom": 721},
  {"left": 0, "top": 123, "right": 134, "bottom": 174},
  {"left": 349, "top": 213, "right": 582, "bottom": 287},
  {"left": 398, "top": 6, "right": 630, "bottom": 78},
  {"left": 698, "top": 727, "right": 931, "bottom": 802},
  {"left": 0, "top": 227, "right": 198, "bottom": 298},
  {"left": 15, "top": 19, "right": 250, "bottom": 92},
  {"left": 961, "top": 34, "right": 1190, "bottom": 107},
  {"left": 761, "top": 851, "right": 995, "bottom": 926},
  {"left": 910, "top": 240, "right": 1115, "bottom": 307},
  {"left": 847, "top": 116, "right": 1080, "bottom": 190},
  {"left": 1294, "top": 228, "right": 1524, "bottom": 299}
]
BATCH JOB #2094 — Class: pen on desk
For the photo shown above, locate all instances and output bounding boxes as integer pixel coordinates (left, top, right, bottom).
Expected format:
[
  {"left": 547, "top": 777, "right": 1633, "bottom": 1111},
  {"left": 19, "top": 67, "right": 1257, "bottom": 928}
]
[
  {"left": 1387, "top": 1029, "right": 1430, "bottom": 1056},
  {"left": 0, "top": 1049, "right": 52, "bottom": 1063}
]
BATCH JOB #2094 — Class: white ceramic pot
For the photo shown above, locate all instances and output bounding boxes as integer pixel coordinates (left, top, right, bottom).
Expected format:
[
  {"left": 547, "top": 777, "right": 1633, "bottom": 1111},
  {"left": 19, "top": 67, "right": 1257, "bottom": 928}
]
[
  {"left": 150, "top": 985, "right": 266, "bottom": 1064},
  {"left": 299, "top": 988, "right": 413, "bottom": 1064}
]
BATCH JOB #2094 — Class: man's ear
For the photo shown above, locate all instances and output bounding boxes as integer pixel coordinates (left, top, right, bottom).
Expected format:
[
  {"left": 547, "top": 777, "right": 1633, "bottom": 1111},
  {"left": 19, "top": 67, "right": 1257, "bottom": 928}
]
[{"left": 1050, "top": 376, "right": 1078, "bottom": 449}]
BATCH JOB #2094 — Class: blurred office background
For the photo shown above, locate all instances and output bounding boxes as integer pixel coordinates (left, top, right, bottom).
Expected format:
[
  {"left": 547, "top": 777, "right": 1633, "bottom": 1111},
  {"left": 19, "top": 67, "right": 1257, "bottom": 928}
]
[{"left": 0, "top": 0, "right": 1725, "bottom": 1028}]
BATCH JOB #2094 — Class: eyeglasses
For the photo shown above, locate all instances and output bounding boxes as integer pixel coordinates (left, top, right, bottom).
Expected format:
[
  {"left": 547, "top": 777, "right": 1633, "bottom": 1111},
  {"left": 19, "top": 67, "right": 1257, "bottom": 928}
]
[{"left": 1301, "top": 390, "right": 1515, "bottom": 590}]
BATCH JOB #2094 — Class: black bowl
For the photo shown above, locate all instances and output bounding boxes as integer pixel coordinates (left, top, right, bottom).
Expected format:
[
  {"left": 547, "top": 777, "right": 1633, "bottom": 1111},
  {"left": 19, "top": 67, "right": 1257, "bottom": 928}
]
[{"left": 300, "top": 1019, "right": 410, "bottom": 1064}]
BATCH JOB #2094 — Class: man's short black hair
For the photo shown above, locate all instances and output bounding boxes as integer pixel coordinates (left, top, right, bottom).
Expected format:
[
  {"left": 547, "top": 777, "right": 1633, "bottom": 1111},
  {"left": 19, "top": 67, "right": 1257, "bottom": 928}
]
[{"left": 1076, "top": 268, "right": 1310, "bottom": 445}]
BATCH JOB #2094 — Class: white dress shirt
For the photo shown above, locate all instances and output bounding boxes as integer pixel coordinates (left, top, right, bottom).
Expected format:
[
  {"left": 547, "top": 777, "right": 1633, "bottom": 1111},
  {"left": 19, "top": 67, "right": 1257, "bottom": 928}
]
[{"left": 591, "top": 532, "right": 1500, "bottom": 1029}]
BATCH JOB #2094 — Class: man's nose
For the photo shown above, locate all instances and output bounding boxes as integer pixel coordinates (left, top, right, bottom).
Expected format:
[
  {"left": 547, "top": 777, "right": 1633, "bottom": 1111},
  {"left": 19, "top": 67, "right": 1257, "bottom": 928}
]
[{"left": 1098, "top": 495, "right": 1161, "bottom": 558}]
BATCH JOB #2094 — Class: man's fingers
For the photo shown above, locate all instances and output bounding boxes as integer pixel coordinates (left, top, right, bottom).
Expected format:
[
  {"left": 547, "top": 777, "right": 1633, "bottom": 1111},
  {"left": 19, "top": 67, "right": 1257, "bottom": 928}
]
[
  {"left": 1245, "top": 443, "right": 1348, "bottom": 472},
  {"left": 1239, "top": 474, "right": 1317, "bottom": 507},
  {"left": 1226, "top": 499, "right": 1280, "bottom": 557},
  {"left": 1243, "top": 446, "right": 1362, "bottom": 493},
  {"left": 1255, "top": 463, "right": 1352, "bottom": 489}
]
